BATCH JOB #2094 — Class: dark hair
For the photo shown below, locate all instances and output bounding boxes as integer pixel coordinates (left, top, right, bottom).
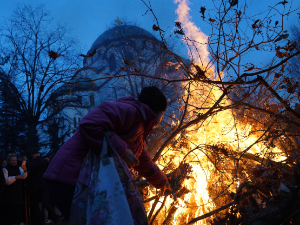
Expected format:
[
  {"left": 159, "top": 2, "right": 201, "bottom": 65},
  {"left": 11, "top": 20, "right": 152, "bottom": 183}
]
[
  {"left": 7, "top": 154, "right": 17, "bottom": 162},
  {"left": 138, "top": 86, "right": 167, "bottom": 113}
]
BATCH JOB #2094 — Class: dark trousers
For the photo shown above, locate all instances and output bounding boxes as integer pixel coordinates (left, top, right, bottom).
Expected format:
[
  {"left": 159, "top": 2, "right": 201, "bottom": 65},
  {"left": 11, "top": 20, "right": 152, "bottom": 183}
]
[
  {"left": 30, "top": 189, "right": 59, "bottom": 225},
  {"left": 46, "top": 180, "right": 75, "bottom": 221},
  {"left": 0, "top": 200, "right": 5, "bottom": 224},
  {"left": 2, "top": 204, "right": 23, "bottom": 225}
]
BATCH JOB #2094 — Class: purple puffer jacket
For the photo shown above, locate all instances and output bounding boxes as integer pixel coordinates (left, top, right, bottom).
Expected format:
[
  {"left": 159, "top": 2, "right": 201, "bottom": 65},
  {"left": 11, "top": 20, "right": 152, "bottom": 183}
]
[{"left": 43, "top": 97, "right": 168, "bottom": 189}]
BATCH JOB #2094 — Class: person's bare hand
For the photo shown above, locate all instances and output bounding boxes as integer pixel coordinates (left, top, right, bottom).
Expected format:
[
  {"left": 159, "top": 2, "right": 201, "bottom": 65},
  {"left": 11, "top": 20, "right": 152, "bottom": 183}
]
[
  {"left": 122, "top": 149, "right": 139, "bottom": 168},
  {"left": 21, "top": 165, "right": 26, "bottom": 171},
  {"left": 15, "top": 175, "right": 22, "bottom": 180},
  {"left": 160, "top": 182, "right": 172, "bottom": 196}
]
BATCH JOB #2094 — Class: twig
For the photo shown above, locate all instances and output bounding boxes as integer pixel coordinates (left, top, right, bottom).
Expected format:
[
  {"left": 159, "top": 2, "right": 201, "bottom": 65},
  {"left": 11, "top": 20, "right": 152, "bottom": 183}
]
[
  {"left": 143, "top": 195, "right": 158, "bottom": 203},
  {"left": 162, "top": 205, "right": 178, "bottom": 225},
  {"left": 257, "top": 75, "right": 300, "bottom": 120},
  {"left": 239, "top": 50, "right": 300, "bottom": 79},
  {"left": 147, "top": 195, "right": 160, "bottom": 221},
  {"left": 153, "top": 89, "right": 229, "bottom": 163},
  {"left": 179, "top": 82, "right": 191, "bottom": 127},
  {"left": 187, "top": 202, "right": 234, "bottom": 224},
  {"left": 150, "top": 196, "right": 168, "bottom": 225}
]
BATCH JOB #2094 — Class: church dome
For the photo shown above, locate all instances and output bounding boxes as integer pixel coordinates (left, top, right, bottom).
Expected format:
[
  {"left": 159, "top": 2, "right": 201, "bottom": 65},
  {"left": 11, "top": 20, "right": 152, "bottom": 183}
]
[
  {"left": 90, "top": 25, "right": 161, "bottom": 49},
  {"left": 83, "top": 25, "right": 164, "bottom": 67}
]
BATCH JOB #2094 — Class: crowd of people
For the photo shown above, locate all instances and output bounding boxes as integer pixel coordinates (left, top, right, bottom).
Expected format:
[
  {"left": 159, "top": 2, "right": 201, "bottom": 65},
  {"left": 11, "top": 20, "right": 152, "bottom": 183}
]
[{"left": 0, "top": 152, "right": 62, "bottom": 225}]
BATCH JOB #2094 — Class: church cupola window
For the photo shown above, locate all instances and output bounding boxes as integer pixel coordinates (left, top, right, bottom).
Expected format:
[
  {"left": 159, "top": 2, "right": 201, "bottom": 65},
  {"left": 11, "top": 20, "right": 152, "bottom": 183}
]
[
  {"left": 90, "top": 93, "right": 95, "bottom": 106},
  {"left": 77, "top": 96, "right": 82, "bottom": 105},
  {"left": 108, "top": 55, "right": 116, "bottom": 72},
  {"left": 73, "top": 117, "right": 77, "bottom": 127}
]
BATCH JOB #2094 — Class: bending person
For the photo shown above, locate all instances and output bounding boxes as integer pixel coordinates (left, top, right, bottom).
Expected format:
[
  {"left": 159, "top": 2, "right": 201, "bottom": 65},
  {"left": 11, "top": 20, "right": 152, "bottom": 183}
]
[{"left": 44, "top": 86, "right": 171, "bottom": 222}]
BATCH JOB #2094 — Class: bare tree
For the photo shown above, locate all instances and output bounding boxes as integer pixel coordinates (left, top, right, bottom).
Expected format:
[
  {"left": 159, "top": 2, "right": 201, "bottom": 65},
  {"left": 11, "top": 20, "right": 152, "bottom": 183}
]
[{"left": 0, "top": 5, "right": 80, "bottom": 155}]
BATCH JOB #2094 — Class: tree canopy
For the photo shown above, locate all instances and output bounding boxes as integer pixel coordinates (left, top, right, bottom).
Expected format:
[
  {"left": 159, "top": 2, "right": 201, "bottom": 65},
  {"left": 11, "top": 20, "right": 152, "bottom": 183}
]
[{"left": 0, "top": 4, "right": 80, "bottom": 155}]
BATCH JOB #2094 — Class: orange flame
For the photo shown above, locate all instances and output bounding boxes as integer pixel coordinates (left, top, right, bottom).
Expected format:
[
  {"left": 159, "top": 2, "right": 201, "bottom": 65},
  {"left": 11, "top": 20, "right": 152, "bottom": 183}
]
[
  {"left": 174, "top": 0, "right": 210, "bottom": 67},
  {"left": 145, "top": 0, "right": 286, "bottom": 224}
]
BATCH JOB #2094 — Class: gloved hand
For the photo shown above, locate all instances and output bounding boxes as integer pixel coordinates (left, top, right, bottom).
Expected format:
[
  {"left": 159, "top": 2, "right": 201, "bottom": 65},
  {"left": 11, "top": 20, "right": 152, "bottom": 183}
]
[
  {"left": 160, "top": 181, "right": 173, "bottom": 196},
  {"left": 122, "top": 148, "right": 139, "bottom": 168}
]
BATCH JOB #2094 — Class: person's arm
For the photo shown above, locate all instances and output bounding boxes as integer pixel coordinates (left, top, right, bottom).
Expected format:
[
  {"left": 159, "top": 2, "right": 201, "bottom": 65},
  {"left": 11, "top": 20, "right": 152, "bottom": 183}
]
[
  {"left": 19, "top": 167, "right": 27, "bottom": 179},
  {"left": 133, "top": 149, "right": 168, "bottom": 189},
  {"left": 79, "top": 101, "right": 139, "bottom": 156},
  {"left": 2, "top": 168, "right": 20, "bottom": 185}
]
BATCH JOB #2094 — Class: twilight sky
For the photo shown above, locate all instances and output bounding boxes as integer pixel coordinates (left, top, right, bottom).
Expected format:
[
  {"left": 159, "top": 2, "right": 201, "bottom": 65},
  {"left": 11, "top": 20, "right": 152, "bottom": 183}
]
[{"left": 1, "top": 0, "right": 300, "bottom": 62}]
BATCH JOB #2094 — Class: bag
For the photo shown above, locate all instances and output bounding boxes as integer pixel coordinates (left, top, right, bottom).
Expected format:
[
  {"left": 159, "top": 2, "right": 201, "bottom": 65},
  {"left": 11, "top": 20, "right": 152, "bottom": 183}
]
[{"left": 69, "top": 133, "right": 148, "bottom": 225}]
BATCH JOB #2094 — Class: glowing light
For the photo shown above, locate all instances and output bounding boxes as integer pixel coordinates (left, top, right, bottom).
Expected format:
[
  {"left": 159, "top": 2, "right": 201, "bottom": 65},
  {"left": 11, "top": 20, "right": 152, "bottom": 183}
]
[{"left": 144, "top": 0, "right": 286, "bottom": 224}]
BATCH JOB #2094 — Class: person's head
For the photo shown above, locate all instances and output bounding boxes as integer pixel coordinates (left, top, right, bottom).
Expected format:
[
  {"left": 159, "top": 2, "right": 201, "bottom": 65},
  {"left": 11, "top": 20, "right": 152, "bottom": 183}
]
[
  {"left": 138, "top": 86, "right": 167, "bottom": 129},
  {"left": 138, "top": 86, "right": 167, "bottom": 114},
  {"left": 7, "top": 154, "right": 18, "bottom": 167}
]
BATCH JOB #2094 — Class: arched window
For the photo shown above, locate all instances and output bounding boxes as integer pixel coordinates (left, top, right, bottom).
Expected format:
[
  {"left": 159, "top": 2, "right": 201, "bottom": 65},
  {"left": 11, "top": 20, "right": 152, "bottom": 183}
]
[
  {"left": 90, "top": 93, "right": 95, "bottom": 106},
  {"left": 108, "top": 55, "right": 116, "bottom": 72},
  {"left": 73, "top": 117, "right": 77, "bottom": 127},
  {"left": 77, "top": 96, "right": 82, "bottom": 105}
]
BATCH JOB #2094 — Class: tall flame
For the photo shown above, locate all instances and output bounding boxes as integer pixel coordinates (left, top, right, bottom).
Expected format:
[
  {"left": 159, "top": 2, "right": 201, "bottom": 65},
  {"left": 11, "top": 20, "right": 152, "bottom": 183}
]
[
  {"left": 174, "top": 0, "right": 210, "bottom": 67},
  {"left": 145, "top": 0, "right": 285, "bottom": 224}
]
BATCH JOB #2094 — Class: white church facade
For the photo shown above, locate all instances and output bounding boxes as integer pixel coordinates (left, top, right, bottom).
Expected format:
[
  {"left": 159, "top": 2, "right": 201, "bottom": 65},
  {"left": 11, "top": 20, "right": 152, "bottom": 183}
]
[{"left": 52, "top": 24, "right": 190, "bottom": 133}]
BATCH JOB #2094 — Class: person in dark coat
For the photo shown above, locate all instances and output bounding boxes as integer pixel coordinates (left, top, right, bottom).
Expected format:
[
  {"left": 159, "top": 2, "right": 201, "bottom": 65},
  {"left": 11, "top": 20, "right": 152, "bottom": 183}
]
[
  {"left": 2, "top": 154, "right": 27, "bottom": 225},
  {"left": 26, "top": 152, "right": 60, "bottom": 225},
  {"left": 44, "top": 86, "right": 172, "bottom": 221}
]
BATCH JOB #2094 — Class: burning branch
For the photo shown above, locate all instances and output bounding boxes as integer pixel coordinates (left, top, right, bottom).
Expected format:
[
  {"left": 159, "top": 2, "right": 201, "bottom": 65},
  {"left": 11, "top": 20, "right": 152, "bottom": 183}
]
[{"left": 187, "top": 202, "right": 234, "bottom": 224}]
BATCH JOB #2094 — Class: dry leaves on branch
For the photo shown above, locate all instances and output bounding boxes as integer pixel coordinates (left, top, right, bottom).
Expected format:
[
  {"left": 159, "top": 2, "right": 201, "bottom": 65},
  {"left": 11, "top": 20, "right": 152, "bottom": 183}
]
[
  {"left": 252, "top": 19, "right": 260, "bottom": 29},
  {"left": 274, "top": 73, "right": 282, "bottom": 79},
  {"left": 282, "top": 41, "right": 297, "bottom": 52},
  {"left": 193, "top": 64, "right": 207, "bottom": 80},
  {"left": 276, "top": 47, "right": 290, "bottom": 58},
  {"left": 167, "top": 163, "right": 192, "bottom": 200},
  {"left": 237, "top": 10, "right": 242, "bottom": 19},
  {"left": 200, "top": 6, "right": 206, "bottom": 19},
  {"left": 48, "top": 50, "right": 60, "bottom": 60},
  {"left": 152, "top": 24, "right": 163, "bottom": 32},
  {"left": 274, "top": 33, "right": 289, "bottom": 42},
  {"left": 175, "top": 22, "right": 182, "bottom": 29},
  {"left": 244, "top": 63, "right": 255, "bottom": 72},
  {"left": 278, "top": 0, "right": 288, "bottom": 6},
  {"left": 80, "top": 48, "right": 96, "bottom": 58},
  {"left": 174, "top": 29, "right": 185, "bottom": 35},
  {"left": 229, "top": 0, "right": 238, "bottom": 7}
]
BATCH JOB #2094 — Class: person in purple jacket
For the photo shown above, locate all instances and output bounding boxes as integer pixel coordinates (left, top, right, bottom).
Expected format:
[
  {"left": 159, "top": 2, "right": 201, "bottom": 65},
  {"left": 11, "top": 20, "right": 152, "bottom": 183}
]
[{"left": 44, "top": 86, "right": 171, "bottom": 221}]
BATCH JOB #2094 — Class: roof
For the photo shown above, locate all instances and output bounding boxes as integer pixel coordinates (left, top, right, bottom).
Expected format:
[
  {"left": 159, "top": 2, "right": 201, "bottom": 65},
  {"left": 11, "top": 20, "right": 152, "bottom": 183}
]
[{"left": 90, "top": 25, "right": 161, "bottom": 49}]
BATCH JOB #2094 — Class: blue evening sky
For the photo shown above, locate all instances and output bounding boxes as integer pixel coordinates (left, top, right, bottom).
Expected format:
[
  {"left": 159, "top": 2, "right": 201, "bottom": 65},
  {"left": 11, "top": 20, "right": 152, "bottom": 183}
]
[{"left": 1, "top": 0, "right": 299, "bottom": 63}]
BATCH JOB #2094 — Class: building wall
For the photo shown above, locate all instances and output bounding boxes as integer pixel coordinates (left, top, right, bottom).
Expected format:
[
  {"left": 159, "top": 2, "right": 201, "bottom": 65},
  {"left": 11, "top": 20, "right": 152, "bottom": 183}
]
[{"left": 57, "top": 25, "right": 189, "bottom": 136}]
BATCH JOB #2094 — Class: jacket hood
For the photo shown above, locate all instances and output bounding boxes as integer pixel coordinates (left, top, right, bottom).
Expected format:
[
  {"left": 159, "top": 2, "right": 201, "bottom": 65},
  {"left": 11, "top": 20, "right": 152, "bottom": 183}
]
[{"left": 116, "top": 96, "right": 158, "bottom": 138}]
